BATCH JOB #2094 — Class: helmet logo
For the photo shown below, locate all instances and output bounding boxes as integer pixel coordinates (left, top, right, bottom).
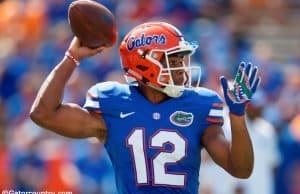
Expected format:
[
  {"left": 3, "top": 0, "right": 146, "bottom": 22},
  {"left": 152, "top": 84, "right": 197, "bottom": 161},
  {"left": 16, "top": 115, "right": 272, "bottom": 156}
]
[{"left": 127, "top": 33, "right": 166, "bottom": 51}]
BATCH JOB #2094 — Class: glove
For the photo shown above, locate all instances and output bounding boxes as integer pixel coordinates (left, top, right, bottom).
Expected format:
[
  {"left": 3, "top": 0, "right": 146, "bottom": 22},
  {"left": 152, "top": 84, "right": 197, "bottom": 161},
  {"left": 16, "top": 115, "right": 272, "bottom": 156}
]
[{"left": 220, "top": 62, "right": 261, "bottom": 116}]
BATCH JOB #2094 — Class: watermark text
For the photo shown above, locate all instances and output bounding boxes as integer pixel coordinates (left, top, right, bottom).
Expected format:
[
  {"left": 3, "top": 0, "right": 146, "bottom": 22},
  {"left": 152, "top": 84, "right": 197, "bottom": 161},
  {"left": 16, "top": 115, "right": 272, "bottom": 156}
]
[{"left": 2, "top": 190, "right": 72, "bottom": 194}]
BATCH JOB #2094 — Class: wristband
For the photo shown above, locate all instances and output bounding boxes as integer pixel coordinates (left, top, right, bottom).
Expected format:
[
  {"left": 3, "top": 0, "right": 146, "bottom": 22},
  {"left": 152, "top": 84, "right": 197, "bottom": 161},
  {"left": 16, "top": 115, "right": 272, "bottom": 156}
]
[{"left": 65, "top": 50, "right": 80, "bottom": 66}]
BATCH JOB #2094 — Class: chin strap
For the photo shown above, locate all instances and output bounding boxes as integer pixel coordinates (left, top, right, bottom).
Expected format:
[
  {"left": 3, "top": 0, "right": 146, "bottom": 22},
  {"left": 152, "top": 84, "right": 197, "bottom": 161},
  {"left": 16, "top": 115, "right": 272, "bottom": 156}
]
[
  {"left": 162, "top": 85, "right": 184, "bottom": 98},
  {"left": 147, "top": 82, "right": 184, "bottom": 98}
]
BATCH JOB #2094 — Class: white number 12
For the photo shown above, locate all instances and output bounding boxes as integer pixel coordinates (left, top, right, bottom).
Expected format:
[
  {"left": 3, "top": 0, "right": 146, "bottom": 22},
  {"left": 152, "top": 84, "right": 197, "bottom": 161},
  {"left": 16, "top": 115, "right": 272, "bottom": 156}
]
[{"left": 126, "top": 128, "right": 187, "bottom": 187}]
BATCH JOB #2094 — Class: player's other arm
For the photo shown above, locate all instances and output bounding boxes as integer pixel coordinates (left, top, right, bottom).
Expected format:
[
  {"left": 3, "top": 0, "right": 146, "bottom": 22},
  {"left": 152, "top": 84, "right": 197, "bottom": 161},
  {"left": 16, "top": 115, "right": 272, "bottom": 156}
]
[
  {"left": 202, "top": 118, "right": 253, "bottom": 178},
  {"left": 30, "top": 37, "right": 106, "bottom": 140},
  {"left": 202, "top": 62, "right": 261, "bottom": 178}
]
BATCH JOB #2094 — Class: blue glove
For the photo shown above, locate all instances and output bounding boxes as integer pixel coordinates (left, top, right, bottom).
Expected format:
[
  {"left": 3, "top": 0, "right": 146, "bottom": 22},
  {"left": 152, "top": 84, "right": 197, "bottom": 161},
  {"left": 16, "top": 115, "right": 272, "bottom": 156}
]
[{"left": 220, "top": 62, "right": 261, "bottom": 116}]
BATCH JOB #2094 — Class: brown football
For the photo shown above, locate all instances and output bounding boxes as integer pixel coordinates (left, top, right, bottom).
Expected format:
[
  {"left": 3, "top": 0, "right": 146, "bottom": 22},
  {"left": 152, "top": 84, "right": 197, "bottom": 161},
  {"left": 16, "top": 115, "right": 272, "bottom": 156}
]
[{"left": 68, "top": 0, "right": 118, "bottom": 48}]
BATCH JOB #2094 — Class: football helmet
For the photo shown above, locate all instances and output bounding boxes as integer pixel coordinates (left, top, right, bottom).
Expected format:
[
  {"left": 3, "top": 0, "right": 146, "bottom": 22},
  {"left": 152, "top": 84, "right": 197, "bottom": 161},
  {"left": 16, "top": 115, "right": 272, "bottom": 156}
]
[{"left": 119, "top": 22, "right": 201, "bottom": 97}]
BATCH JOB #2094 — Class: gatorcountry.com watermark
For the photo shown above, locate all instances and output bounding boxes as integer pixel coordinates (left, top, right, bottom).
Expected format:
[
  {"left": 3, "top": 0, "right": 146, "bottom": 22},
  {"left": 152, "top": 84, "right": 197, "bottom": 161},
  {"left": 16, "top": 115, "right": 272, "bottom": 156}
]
[{"left": 1, "top": 190, "right": 72, "bottom": 194}]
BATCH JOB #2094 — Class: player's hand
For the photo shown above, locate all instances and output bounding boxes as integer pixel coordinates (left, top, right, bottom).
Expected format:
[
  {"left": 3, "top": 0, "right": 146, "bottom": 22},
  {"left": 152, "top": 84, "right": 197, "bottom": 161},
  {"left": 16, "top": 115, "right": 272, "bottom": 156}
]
[
  {"left": 220, "top": 62, "right": 261, "bottom": 116},
  {"left": 67, "top": 37, "right": 104, "bottom": 62}
]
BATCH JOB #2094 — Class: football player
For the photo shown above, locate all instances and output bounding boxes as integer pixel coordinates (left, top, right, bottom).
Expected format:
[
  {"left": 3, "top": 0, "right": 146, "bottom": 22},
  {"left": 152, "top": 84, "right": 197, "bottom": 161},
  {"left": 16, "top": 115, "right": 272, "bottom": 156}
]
[{"left": 30, "top": 22, "right": 261, "bottom": 194}]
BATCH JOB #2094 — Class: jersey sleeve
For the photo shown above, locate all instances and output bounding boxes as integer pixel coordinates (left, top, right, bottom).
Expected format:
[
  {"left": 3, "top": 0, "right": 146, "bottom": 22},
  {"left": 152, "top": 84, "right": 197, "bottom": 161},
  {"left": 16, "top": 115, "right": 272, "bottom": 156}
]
[
  {"left": 83, "top": 84, "right": 102, "bottom": 114},
  {"left": 206, "top": 94, "right": 224, "bottom": 126}
]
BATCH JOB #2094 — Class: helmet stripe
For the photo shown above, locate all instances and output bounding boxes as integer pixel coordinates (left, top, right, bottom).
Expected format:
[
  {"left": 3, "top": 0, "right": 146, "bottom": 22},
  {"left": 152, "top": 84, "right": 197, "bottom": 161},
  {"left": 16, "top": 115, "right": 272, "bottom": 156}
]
[
  {"left": 162, "top": 22, "right": 183, "bottom": 36},
  {"left": 162, "top": 22, "right": 184, "bottom": 41}
]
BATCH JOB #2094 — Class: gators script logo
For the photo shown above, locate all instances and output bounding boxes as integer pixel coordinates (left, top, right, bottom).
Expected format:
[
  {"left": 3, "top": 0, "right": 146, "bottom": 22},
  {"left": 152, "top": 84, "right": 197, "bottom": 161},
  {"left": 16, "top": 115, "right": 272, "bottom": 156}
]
[
  {"left": 127, "top": 33, "right": 166, "bottom": 51},
  {"left": 170, "top": 111, "right": 194, "bottom": 127}
]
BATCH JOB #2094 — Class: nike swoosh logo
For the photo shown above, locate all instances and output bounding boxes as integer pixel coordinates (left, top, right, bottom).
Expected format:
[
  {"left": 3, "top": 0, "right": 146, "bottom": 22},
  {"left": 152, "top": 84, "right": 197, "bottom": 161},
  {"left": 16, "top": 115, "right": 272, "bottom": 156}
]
[{"left": 120, "top": 112, "right": 135, "bottom": 118}]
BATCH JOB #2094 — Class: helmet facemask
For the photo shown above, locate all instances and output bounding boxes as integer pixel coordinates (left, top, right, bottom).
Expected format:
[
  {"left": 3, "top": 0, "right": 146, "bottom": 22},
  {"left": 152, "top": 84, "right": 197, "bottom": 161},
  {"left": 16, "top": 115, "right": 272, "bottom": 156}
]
[{"left": 136, "top": 41, "right": 201, "bottom": 97}]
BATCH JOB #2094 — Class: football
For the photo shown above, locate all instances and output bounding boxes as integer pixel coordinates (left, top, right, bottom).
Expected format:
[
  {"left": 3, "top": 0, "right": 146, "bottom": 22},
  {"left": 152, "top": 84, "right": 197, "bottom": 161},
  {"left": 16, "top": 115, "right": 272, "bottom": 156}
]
[{"left": 68, "top": 0, "right": 118, "bottom": 48}]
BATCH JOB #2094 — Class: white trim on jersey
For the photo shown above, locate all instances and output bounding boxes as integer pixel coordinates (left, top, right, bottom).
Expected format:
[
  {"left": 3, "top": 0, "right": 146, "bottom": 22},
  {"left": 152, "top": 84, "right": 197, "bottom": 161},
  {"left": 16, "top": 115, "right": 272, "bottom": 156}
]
[
  {"left": 84, "top": 99, "right": 100, "bottom": 109},
  {"left": 208, "top": 109, "right": 223, "bottom": 117}
]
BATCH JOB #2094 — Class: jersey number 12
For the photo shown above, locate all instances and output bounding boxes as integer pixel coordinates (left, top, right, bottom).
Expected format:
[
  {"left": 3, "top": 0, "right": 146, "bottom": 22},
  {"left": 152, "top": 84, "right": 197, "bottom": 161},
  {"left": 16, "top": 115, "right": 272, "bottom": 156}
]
[{"left": 126, "top": 128, "right": 187, "bottom": 187}]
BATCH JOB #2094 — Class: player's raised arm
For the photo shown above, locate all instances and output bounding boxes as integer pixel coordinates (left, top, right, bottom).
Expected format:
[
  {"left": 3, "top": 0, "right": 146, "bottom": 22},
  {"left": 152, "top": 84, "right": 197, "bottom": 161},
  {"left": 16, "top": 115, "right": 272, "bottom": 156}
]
[
  {"left": 30, "top": 37, "right": 106, "bottom": 140},
  {"left": 202, "top": 62, "right": 261, "bottom": 178}
]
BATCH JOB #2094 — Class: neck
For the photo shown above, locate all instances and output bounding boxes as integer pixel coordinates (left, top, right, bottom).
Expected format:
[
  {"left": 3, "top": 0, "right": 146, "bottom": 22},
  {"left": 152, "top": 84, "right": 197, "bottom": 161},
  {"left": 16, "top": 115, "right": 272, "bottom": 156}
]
[{"left": 137, "top": 84, "right": 170, "bottom": 104}]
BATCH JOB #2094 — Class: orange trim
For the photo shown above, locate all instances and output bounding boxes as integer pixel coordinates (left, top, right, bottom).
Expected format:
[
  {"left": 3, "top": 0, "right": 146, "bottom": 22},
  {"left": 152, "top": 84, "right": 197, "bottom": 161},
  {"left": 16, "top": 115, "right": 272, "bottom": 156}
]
[
  {"left": 206, "top": 117, "right": 224, "bottom": 123},
  {"left": 212, "top": 103, "right": 224, "bottom": 108},
  {"left": 89, "top": 110, "right": 102, "bottom": 114},
  {"left": 86, "top": 93, "right": 98, "bottom": 99},
  {"left": 94, "top": 110, "right": 102, "bottom": 114}
]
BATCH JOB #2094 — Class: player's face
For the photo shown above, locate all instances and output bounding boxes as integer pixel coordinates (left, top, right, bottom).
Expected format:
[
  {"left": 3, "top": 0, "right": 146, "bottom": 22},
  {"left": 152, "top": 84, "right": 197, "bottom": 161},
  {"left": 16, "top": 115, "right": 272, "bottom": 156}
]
[{"left": 161, "top": 55, "right": 188, "bottom": 86}]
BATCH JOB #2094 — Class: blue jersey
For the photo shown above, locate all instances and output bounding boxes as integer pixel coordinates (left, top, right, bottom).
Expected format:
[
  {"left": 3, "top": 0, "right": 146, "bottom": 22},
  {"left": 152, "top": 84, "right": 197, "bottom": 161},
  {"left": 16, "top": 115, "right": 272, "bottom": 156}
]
[{"left": 84, "top": 81, "right": 224, "bottom": 194}]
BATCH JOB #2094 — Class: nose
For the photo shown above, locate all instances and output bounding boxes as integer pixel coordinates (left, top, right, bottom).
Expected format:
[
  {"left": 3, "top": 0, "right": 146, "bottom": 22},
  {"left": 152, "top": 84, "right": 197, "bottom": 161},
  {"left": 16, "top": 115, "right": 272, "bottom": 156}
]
[{"left": 172, "top": 70, "right": 186, "bottom": 85}]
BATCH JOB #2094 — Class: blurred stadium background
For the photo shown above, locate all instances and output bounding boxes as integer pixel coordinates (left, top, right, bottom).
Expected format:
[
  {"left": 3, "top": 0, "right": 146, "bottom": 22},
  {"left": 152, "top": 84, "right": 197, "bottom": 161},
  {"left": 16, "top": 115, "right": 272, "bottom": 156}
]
[{"left": 0, "top": 0, "right": 299, "bottom": 194}]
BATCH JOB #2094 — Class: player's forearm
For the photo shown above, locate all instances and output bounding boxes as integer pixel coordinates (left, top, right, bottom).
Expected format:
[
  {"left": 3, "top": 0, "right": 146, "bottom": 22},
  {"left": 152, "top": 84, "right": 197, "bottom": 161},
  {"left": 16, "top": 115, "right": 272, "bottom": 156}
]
[
  {"left": 229, "top": 113, "right": 254, "bottom": 178},
  {"left": 30, "top": 57, "right": 77, "bottom": 119}
]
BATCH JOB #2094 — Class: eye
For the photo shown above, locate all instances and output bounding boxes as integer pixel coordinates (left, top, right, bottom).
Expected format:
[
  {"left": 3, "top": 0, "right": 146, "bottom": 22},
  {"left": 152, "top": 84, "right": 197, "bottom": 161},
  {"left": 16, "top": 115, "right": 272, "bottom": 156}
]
[{"left": 170, "top": 61, "right": 183, "bottom": 66}]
